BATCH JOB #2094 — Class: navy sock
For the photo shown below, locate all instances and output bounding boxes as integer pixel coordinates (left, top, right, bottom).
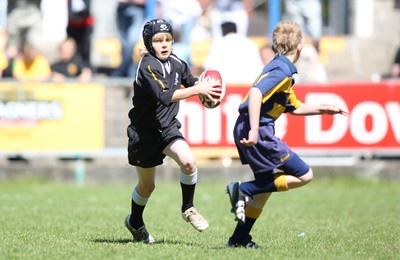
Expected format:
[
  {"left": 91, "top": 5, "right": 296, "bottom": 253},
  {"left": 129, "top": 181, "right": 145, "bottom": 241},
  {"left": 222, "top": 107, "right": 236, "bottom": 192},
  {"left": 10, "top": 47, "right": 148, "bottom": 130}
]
[
  {"left": 231, "top": 217, "right": 257, "bottom": 242},
  {"left": 240, "top": 174, "right": 277, "bottom": 196}
]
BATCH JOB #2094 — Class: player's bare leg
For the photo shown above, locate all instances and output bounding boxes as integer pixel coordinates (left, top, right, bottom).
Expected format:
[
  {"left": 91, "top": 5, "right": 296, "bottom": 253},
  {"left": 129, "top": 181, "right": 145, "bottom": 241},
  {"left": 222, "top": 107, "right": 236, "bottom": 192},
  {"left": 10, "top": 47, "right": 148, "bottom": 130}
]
[
  {"left": 286, "top": 168, "right": 313, "bottom": 189},
  {"left": 163, "top": 139, "right": 209, "bottom": 231},
  {"left": 125, "top": 166, "right": 156, "bottom": 243},
  {"left": 249, "top": 192, "right": 271, "bottom": 209},
  {"left": 135, "top": 166, "right": 156, "bottom": 197},
  {"left": 163, "top": 139, "right": 196, "bottom": 174}
]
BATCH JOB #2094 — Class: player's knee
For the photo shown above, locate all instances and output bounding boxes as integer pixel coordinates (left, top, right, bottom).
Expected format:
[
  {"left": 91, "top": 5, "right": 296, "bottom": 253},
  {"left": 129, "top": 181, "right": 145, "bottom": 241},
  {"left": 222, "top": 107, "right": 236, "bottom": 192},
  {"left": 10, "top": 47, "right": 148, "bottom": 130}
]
[
  {"left": 137, "top": 183, "right": 156, "bottom": 197},
  {"left": 180, "top": 158, "right": 197, "bottom": 174},
  {"left": 301, "top": 168, "right": 314, "bottom": 184}
]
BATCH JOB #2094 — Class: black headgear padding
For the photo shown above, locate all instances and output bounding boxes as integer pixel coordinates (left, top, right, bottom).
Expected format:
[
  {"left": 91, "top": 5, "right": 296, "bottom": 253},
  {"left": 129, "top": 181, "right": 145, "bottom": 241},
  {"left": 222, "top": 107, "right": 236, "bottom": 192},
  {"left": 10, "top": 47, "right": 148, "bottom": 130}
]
[{"left": 142, "top": 19, "right": 173, "bottom": 54}]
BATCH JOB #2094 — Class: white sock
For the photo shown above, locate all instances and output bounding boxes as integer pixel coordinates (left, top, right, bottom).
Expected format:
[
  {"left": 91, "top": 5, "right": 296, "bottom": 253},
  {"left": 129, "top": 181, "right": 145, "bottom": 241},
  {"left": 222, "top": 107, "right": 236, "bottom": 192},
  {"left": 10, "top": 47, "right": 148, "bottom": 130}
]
[
  {"left": 131, "top": 188, "right": 148, "bottom": 206},
  {"left": 180, "top": 170, "right": 198, "bottom": 185}
]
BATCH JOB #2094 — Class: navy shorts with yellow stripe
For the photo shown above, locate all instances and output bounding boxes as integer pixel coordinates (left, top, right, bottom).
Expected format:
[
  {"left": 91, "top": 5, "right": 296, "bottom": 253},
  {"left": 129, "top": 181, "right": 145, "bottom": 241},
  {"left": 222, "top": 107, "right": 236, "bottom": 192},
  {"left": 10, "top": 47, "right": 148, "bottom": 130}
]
[{"left": 234, "top": 114, "right": 309, "bottom": 177}]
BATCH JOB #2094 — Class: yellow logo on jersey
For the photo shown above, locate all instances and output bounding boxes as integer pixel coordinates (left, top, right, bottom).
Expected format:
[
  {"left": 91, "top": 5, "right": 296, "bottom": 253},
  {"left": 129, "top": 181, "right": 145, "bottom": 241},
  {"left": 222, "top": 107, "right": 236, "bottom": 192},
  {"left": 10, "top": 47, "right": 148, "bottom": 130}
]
[{"left": 280, "top": 153, "right": 290, "bottom": 162}]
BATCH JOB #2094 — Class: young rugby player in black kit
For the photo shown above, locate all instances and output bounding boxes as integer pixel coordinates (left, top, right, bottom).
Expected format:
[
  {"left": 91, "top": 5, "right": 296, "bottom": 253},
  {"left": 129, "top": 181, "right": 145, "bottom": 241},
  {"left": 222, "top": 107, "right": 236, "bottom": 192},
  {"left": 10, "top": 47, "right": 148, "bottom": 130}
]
[{"left": 124, "top": 19, "right": 222, "bottom": 244}]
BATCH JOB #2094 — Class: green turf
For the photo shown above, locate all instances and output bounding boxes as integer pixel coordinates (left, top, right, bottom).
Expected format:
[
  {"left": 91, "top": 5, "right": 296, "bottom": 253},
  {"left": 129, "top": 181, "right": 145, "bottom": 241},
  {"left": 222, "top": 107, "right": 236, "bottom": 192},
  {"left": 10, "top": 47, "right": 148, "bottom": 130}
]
[{"left": 1, "top": 175, "right": 399, "bottom": 259}]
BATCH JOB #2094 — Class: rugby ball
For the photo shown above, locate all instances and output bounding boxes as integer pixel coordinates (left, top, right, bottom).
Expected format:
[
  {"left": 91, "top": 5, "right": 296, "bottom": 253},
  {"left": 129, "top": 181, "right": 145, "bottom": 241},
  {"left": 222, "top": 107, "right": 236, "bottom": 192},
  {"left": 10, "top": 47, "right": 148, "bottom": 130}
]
[{"left": 198, "top": 68, "right": 225, "bottom": 109}]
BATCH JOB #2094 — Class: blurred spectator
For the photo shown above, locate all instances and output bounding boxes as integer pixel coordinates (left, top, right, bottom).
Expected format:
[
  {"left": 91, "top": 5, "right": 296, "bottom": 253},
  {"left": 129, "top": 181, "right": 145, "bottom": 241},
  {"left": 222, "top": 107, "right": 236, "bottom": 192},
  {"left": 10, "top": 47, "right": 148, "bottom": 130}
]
[
  {"left": 204, "top": 21, "right": 263, "bottom": 84},
  {"left": 51, "top": 37, "right": 92, "bottom": 82},
  {"left": 259, "top": 43, "right": 275, "bottom": 66},
  {"left": 390, "top": 47, "right": 400, "bottom": 79},
  {"left": 170, "top": 28, "right": 191, "bottom": 66},
  {"left": 40, "top": 0, "right": 68, "bottom": 62},
  {"left": 0, "top": 30, "right": 8, "bottom": 78},
  {"left": 295, "top": 43, "right": 327, "bottom": 83},
  {"left": 157, "top": 0, "right": 202, "bottom": 67},
  {"left": 284, "top": 0, "right": 322, "bottom": 52},
  {"left": 205, "top": 0, "right": 253, "bottom": 39},
  {"left": 0, "top": 0, "right": 6, "bottom": 30},
  {"left": 12, "top": 42, "right": 51, "bottom": 82},
  {"left": 67, "top": 0, "right": 93, "bottom": 68},
  {"left": 0, "top": 45, "right": 7, "bottom": 78},
  {"left": 6, "top": 0, "right": 43, "bottom": 59},
  {"left": 111, "top": 0, "right": 146, "bottom": 78}
]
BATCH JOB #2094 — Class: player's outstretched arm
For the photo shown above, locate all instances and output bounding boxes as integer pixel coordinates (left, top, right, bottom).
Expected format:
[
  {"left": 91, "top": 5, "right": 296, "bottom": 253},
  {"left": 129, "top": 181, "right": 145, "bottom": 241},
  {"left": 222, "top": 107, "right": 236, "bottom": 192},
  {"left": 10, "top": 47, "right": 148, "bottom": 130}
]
[{"left": 291, "top": 103, "right": 349, "bottom": 116}]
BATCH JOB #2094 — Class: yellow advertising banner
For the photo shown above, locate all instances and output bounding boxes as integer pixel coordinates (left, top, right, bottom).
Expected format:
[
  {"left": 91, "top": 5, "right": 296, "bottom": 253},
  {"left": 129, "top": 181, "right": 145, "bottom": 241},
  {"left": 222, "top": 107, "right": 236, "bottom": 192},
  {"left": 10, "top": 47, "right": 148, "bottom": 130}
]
[{"left": 0, "top": 82, "right": 104, "bottom": 152}]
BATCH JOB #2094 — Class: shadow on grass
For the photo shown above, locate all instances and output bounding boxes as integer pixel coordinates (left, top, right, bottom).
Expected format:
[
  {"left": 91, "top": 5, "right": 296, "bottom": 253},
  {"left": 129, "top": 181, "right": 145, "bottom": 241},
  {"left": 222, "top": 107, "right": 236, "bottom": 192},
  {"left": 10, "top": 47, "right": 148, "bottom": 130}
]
[
  {"left": 93, "top": 238, "right": 133, "bottom": 244},
  {"left": 93, "top": 238, "right": 226, "bottom": 248}
]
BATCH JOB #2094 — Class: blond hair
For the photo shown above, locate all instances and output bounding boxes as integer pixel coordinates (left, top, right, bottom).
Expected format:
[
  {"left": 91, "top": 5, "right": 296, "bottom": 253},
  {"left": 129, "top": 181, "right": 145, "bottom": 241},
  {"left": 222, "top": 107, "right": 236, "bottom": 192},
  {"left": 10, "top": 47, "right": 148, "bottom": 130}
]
[
  {"left": 272, "top": 20, "right": 302, "bottom": 55},
  {"left": 139, "top": 32, "right": 173, "bottom": 58}
]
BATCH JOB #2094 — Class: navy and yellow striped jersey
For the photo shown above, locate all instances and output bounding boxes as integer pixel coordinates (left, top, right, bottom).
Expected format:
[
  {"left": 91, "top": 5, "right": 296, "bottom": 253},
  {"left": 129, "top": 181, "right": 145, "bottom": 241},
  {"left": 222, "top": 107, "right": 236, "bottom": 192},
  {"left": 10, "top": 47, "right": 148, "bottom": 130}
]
[
  {"left": 128, "top": 53, "right": 197, "bottom": 130},
  {"left": 238, "top": 54, "right": 302, "bottom": 125}
]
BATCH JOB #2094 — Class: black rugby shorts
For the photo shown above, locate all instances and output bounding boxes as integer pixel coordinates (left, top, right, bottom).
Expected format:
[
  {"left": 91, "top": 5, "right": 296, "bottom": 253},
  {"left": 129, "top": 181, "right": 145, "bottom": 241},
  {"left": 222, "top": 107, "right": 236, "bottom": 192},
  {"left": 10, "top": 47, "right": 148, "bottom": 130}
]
[{"left": 127, "top": 123, "right": 184, "bottom": 168}]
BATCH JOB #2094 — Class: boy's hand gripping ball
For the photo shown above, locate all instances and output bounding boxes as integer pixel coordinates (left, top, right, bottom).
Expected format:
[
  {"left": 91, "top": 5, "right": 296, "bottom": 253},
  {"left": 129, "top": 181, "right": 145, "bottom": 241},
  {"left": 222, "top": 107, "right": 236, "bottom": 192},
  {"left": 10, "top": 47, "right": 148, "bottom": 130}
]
[{"left": 198, "top": 68, "right": 225, "bottom": 109}]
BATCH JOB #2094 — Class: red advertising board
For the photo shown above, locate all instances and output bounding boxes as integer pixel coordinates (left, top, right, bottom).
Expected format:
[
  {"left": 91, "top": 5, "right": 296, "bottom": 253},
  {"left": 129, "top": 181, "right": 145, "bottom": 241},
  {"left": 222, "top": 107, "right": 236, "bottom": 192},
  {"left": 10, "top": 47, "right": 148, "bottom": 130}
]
[{"left": 178, "top": 81, "right": 400, "bottom": 155}]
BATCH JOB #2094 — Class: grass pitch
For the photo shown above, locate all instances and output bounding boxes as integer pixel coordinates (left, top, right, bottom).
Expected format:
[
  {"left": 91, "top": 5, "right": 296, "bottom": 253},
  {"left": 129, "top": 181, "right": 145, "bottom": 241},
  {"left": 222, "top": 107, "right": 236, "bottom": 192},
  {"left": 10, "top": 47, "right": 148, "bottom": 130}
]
[{"left": 1, "top": 175, "right": 399, "bottom": 259}]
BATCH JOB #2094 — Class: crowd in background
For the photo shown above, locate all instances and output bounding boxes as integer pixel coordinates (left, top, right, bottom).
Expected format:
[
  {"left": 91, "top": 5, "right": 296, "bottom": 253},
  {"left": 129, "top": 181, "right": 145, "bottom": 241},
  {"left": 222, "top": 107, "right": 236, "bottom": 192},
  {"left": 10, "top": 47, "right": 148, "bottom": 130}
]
[
  {"left": 0, "top": 0, "right": 93, "bottom": 82},
  {"left": 0, "top": 0, "right": 399, "bottom": 83}
]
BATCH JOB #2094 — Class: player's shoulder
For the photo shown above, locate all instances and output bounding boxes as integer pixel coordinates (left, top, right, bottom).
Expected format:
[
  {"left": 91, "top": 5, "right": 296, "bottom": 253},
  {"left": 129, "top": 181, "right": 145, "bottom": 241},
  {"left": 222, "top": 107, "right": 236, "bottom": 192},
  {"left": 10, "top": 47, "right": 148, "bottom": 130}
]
[
  {"left": 276, "top": 55, "right": 297, "bottom": 74},
  {"left": 264, "top": 56, "right": 295, "bottom": 76},
  {"left": 169, "top": 53, "right": 184, "bottom": 67},
  {"left": 140, "top": 53, "right": 159, "bottom": 67},
  {"left": 137, "top": 54, "right": 164, "bottom": 75}
]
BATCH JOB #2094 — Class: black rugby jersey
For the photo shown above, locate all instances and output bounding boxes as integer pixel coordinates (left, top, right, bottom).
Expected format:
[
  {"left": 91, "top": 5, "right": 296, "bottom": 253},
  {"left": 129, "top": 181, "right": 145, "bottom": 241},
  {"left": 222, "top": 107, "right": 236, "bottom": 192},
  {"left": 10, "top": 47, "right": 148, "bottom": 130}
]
[{"left": 128, "top": 53, "right": 197, "bottom": 130}]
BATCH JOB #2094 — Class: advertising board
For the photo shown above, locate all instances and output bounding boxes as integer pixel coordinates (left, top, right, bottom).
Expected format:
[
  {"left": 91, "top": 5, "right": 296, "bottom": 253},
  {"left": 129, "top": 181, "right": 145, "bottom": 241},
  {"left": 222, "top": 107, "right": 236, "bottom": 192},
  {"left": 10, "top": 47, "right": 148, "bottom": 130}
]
[
  {"left": 178, "top": 81, "right": 400, "bottom": 157},
  {"left": 0, "top": 83, "right": 104, "bottom": 152}
]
